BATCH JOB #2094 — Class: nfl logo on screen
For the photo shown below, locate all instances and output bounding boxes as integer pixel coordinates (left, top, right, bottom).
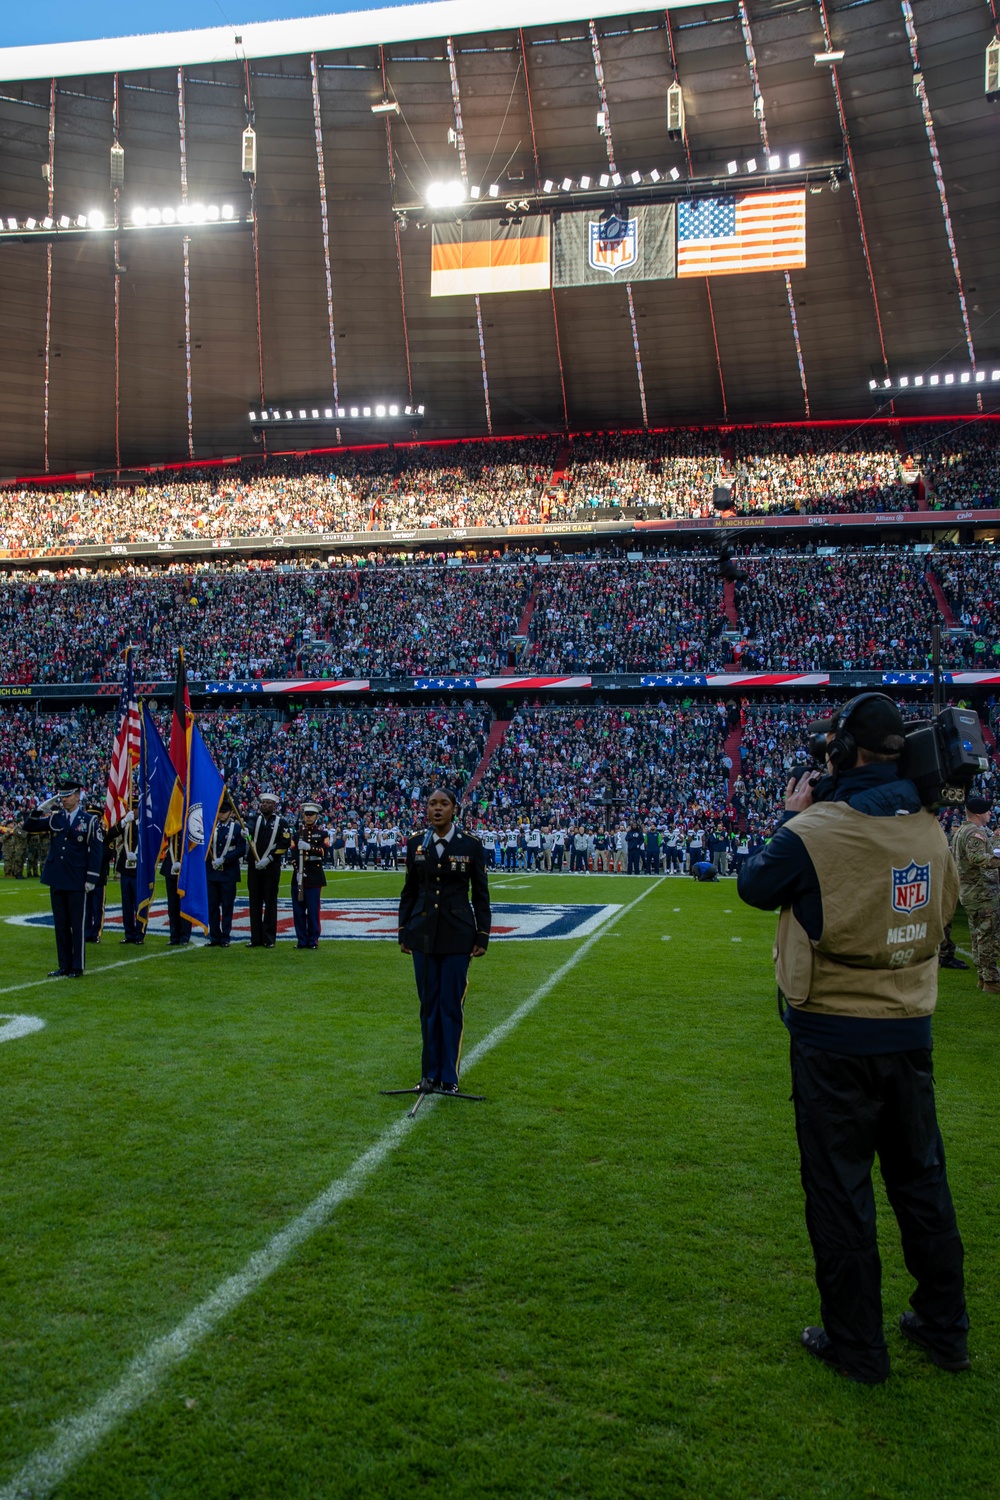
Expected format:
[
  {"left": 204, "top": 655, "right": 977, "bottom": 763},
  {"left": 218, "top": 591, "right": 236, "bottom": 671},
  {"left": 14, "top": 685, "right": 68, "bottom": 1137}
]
[
  {"left": 891, "top": 860, "right": 931, "bottom": 913},
  {"left": 589, "top": 216, "right": 638, "bottom": 277}
]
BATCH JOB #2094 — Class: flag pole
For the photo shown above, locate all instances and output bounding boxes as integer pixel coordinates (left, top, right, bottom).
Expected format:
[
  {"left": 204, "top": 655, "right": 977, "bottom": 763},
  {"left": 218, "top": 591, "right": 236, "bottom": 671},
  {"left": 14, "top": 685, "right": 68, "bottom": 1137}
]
[{"left": 224, "top": 788, "right": 260, "bottom": 863}]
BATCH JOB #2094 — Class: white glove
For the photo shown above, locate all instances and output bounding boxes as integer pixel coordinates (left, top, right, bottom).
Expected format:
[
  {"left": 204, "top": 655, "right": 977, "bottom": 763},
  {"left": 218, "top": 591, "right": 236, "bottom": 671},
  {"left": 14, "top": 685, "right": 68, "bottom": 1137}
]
[
  {"left": 297, "top": 840, "right": 308, "bottom": 851},
  {"left": 125, "top": 857, "right": 137, "bottom": 870},
  {"left": 121, "top": 810, "right": 135, "bottom": 825},
  {"left": 212, "top": 859, "right": 223, "bottom": 871},
  {"left": 256, "top": 855, "right": 270, "bottom": 869},
  {"left": 85, "top": 882, "right": 95, "bottom": 893},
  {"left": 172, "top": 862, "right": 181, "bottom": 875}
]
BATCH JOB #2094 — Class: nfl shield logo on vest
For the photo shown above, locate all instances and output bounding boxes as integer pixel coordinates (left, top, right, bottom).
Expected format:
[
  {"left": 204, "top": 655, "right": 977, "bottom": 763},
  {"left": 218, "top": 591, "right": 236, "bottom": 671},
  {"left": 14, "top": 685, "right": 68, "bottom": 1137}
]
[
  {"left": 891, "top": 860, "right": 931, "bottom": 913},
  {"left": 589, "top": 216, "right": 638, "bottom": 277}
]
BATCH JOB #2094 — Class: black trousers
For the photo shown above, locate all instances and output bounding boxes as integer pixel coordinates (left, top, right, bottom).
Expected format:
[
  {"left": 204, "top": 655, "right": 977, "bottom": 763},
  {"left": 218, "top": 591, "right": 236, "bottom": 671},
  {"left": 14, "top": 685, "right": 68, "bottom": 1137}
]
[
  {"left": 207, "top": 873, "right": 238, "bottom": 943},
  {"left": 164, "top": 871, "right": 190, "bottom": 944},
  {"left": 247, "top": 864, "right": 281, "bottom": 945},
  {"left": 790, "top": 1038, "right": 968, "bottom": 1380},
  {"left": 50, "top": 887, "right": 86, "bottom": 974}
]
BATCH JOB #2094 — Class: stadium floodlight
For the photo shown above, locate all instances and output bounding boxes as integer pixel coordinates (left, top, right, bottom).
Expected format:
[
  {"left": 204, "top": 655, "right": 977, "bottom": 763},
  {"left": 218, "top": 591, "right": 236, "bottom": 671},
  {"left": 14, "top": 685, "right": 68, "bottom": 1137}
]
[
  {"left": 206, "top": 204, "right": 220, "bottom": 221},
  {"left": 630, "top": 170, "right": 642, "bottom": 185},
  {"left": 993, "top": 371, "right": 1000, "bottom": 380},
  {"left": 25, "top": 217, "right": 37, "bottom": 229},
  {"left": 389, "top": 404, "right": 398, "bottom": 415},
  {"left": 899, "top": 376, "right": 909, "bottom": 387},
  {"left": 221, "top": 204, "right": 235, "bottom": 220},
  {"left": 611, "top": 172, "right": 622, "bottom": 186},
  {"left": 426, "top": 180, "right": 464, "bottom": 207},
  {"left": 310, "top": 408, "right": 318, "bottom": 418},
  {"left": 669, "top": 166, "right": 681, "bottom": 181},
  {"left": 883, "top": 378, "right": 891, "bottom": 388},
  {"left": 869, "top": 379, "right": 877, "bottom": 390},
  {"left": 298, "top": 408, "right": 307, "bottom": 418},
  {"left": 726, "top": 161, "right": 739, "bottom": 175},
  {"left": 363, "top": 406, "right": 371, "bottom": 416},
  {"left": 371, "top": 98, "right": 400, "bottom": 114},
  {"left": 977, "top": 370, "right": 986, "bottom": 382},
  {"left": 469, "top": 185, "right": 480, "bottom": 199},
  {"left": 324, "top": 408, "right": 333, "bottom": 418},
  {"left": 579, "top": 174, "right": 591, "bottom": 189},
  {"left": 132, "top": 207, "right": 148, "bottom": 226},
  {"left": 944, "top": 373, "right": 954, "bottom": 384},
  {"left": 76, "top": 214, "right": 87, "bottom": 227},
  {"left": 599, "top": 174, "right": 610, "bottom": 188},
  {"left": 814, "top": 49, "right": 845, "bottom": 64},
  {"left": 350, "top": 406, "right": 359, "bottom": 417},
  {"left": 914, "top": 376, "right": 923, "bottom": 385},
  {"left": 788, "top": 152, "right": 802, "bottom": 168},
  {"left": 148, "top": 208, "right": 162, "bottom": 225},
  {"left": 42, "top": 216, "right": 53, "bottom": 229},
  {"left": 87, "top": 209, "right": 105, "bottom": 229},
  {"left": 376, "top": 404, "right": 386, "bottom": 416},
  {"left": 768, "top": 153, "right": 781, "bottom": 170},
  {"left": 190, "top": 204, "right": 207, "bottom": 223},
  {"left": 542, "top": 180, "right": 553, "bottom": 193},
  {"left": 6, "top": 218, "right": 16, "bottom": 230},
  {"left": 561, "top": 177, "right": 572, "bottom": 191},
  {"left": 418, "top": 405, "right": 425, "bottom": 414},
  {"left": 649, "top": 169, "right": 661, "bottom": 182},
  {"left": 162, "top": 207, "right": 176, "bottom": 224},
  {"left": 337, "top": 407, "right": 346, "bottom": 417},
  {"left": 285, "top": 409, "right": 293, "bottom": 419},
  {"left": 960, "top": 371, "right": 971, "bottom": 383},
  {"left": 746, "top": 159, "right": 757, "bottom": 172},
  {"left": 929, "top": 375, "right": 939, "bottom": 385},
  {"left": 249, "top": 410, "right": 257, "bottom": 421}
]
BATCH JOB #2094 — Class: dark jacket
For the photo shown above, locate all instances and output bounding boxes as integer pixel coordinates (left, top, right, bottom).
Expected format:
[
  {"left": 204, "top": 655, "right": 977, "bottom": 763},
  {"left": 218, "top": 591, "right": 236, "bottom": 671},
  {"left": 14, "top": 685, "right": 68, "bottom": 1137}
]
[
  {"left": 291, "top": 825, "right": 329, "bottom": 888},
  {"left": 207, "top": 820, "right": 247, "bottom": 879},
  {"left": 24, "top": 806, "right": 104, "bottom": 892},
  {"left": 398, "top": 827, "right": 492, "bottom": 956}
]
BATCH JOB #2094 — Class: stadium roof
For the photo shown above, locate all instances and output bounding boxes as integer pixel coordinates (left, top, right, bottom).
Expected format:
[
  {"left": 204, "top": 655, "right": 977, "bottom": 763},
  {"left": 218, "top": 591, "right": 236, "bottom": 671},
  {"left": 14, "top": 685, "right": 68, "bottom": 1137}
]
[{"left": 0, "top": 0, "right": 998, "bottom": 476}]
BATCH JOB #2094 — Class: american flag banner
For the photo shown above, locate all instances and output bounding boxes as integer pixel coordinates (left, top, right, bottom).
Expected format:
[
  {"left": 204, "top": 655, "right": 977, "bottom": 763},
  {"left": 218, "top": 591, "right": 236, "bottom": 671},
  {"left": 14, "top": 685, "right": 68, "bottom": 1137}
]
[
  {"left": 677, "top": 190, "right": 806, "bottom": 278},
  {"left": 104, "top": 646, "right": 141, "bottom": 828}
]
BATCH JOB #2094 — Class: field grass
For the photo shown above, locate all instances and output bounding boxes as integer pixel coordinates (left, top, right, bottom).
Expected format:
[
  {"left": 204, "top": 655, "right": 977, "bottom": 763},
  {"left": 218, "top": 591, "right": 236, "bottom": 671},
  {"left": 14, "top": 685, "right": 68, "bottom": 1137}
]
[{"left": 0, "top": 868, "right": 997, "bottom": 1499}]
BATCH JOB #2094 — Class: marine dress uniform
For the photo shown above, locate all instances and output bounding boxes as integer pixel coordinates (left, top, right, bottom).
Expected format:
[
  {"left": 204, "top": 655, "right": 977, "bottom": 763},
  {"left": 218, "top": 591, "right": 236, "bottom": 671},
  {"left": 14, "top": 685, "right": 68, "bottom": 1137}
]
[
  {"left": 398, "top": 825, "right": 491, "bottom": 1092},
  {"left": 24, "top": 782, "right": 104, "bottom": 977},
  {"left": 206, "top": 811, "right": 247, "bottom": 947},
  {"left": 246, "top": 793, "right": 292, "bottom": 948},
  {"left": 290, "top": 804, "right": 330, "bottom": 948}
]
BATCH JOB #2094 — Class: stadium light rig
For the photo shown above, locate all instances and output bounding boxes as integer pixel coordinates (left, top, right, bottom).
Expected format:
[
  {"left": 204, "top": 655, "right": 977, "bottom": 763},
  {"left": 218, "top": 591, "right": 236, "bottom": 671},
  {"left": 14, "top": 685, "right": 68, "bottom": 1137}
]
[
  {"left": 249, "top": 404, "right": 425, "bottom": 428},
  {"left": 0, "top": 201, "right": 251, "bottom": 244},
  {"left": 870, "top": 369, "right": 1000, "bottom": 392}
]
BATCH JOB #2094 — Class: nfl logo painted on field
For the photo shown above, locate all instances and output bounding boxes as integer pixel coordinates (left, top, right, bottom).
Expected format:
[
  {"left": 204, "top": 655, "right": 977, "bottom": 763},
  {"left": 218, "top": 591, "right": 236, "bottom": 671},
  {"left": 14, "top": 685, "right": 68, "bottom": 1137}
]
[
  {"left": 891, "top": 861, "right": 930, "bottom": 913},
  {"left": 589, "top": 216, "right": 638, "bottom": 277}
]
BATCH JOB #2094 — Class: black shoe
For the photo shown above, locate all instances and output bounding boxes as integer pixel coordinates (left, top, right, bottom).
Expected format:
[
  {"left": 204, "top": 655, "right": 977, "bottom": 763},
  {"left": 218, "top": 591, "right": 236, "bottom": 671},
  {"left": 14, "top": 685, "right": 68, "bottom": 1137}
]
[
  {"left": 296, "top": 943, "right": 308, "bottom": 949},
  {"left": 263, "top": 942, "right": 275, "bottom": 948},
  {"left": 801, "top": 1327, "right": 887, "bottom": 1385},
  {"left": 436, "top": 1082, "right": 461, "bottom": 1095},
  {"left": 66, "top": 970, "right": 84, "bottom": 979},
  {"left": 899, "top": 1312, "right": 970, "bottom": 1371},
  {"left": 939, "top": 956, "right": 970, "bottom": 970},
  {"left": 47, "top": 969, "right": 67, "bottom": 978},
  {"left": 220, "top": 940, "right": 231, "bottom": 948},
  {"left": 418, "top": 1077, "right": 436, "bottom": 1093}
]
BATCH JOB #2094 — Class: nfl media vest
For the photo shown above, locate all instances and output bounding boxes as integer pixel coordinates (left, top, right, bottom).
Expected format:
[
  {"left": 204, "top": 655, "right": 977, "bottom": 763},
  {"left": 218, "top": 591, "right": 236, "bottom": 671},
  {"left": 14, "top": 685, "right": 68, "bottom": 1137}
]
[{"left": 774, "top": 802, "right": 958, "bottom": 1020}]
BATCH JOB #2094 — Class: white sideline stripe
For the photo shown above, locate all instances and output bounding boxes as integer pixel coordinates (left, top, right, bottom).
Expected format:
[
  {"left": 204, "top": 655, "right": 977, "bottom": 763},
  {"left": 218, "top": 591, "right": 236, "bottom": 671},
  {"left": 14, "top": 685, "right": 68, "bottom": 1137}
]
[
  {"left": 0, "top": 876, "right": 664, "bottom": 1500},
  {"left": 0, "top": 945, "right": 190, "bottom": 1000},
  {"left": 0, "top": 1014, "right": 45, "bottom": 1043}
]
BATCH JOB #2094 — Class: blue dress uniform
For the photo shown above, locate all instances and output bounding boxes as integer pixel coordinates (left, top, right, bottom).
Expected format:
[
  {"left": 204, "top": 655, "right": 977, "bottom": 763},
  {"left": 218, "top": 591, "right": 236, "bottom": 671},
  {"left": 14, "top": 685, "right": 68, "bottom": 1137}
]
[
  {"left": 290, "top": 809, "right": 329, "bottom": 948},
  {"left": 24, "top": 793, "right": 104, "bottom": 977},
  {"left": 398, "top": 827, "right": 491, "bottom": 1090},
  {"left": 160, "top": 833, "right": 190, "bottom": 945},
  {"left": 116, "top": 816, "right": 143, "bottom": 944},
  {"left": 206, "top": 816, "right": 247, "bottom": 946}
]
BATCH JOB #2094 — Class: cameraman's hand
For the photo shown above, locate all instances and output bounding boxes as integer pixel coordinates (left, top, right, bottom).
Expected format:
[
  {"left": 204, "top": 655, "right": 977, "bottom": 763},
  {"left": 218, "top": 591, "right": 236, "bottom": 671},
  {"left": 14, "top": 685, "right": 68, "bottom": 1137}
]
[{"left": 784, "top": 771, "right": 818, "bottom": 814}]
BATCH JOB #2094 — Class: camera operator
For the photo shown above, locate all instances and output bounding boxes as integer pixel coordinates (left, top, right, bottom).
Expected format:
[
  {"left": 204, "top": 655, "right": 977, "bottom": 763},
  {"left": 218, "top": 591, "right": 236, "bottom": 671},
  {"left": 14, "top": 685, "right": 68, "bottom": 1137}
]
[{"left": 737, "top": 693, "right": 968, "bottom": 1384}]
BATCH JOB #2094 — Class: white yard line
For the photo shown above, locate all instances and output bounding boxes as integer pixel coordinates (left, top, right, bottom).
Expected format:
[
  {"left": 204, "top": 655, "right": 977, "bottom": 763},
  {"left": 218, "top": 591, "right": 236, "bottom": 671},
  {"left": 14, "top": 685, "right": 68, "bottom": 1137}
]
[
  {"left": 0, "top": 944, "right": 190, "bottom": 1001},
  {"left": 0, "top": 1014, "right": 45, "bottom": 1043},
  {"left": 0, "top": 876, "right": 664, "bottom": 1500}
]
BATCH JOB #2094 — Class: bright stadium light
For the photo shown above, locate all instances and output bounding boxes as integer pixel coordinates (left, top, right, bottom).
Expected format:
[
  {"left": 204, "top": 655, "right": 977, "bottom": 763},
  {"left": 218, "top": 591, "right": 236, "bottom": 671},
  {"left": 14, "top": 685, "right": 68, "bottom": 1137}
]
[
  {"left": 579, "top": 175, "right": 591, "bottom": 189},
  {"left": 25, "top": 217, "right": 37, "bottom": 229},
  {"left": 561, "top": 177, "right": 572, "bottom": 191},
  {"left": 768, "top": 153, "right": 781, "bottom": 169},
  {"left": 669, "top": 166, "right": 681, "bottom": 181},
  {"left": 542, "top": 179, "right": 553, "bottom": 193},
  {"left": 746, "top": 158, "right": 757, "bottom": 172},
  {"left": 649, "top": 169, "right": 661, "bottom": 182},
  {"left": 599, "top": 174, "right": 610, "bottom": 188},
  {"left": 221, "top": 204, "right": 235, "bottom": 219},
  {"left": 611, "top": 172, "right": 622, "bottom": 186},
  {"left": 87, "top": 209, "right": 105, "bottom": 229},
  {"left": 132, "top": 207, "right": 148, "bottom": 225},
  {"left": 630, "top": 170, "right": 642, "bottom": 185},
  {"left": 914, "top": 376, "right": 923, "bottom": 385},
  {"left": 788, "top": 152, "right": 802, "bottom": 168},
  {"left": 727, "top": 161, "right": 739, "bottom": 175},
  {"left": 42, "top": 216, "right": 53, "bottom": 229},
  {"left": 206, "top": 204, "right": 220, "bottom": 221},
  {"left": 162, "top": 207, "right": 176, "bottom": 224},
  {"left": 376, "top": 404, "right": 386, "bottom": 416},
  {"left": 469, "top": 185, "right": 480, "bottom": 199},
  {"left": 147, "top": 208, "right": 162, "bottom": 225},
  {"left": 426, "top": 180, "right": 465, "bottom": 207},
  {"left": 814, "top": 49, "right": 845, "bottom": 64},
  {"left": 75, "top": 214, "right": 87, "bottom": 228},
  {"left": 6, "top": 218, "right": 16, "bottom": 230}
]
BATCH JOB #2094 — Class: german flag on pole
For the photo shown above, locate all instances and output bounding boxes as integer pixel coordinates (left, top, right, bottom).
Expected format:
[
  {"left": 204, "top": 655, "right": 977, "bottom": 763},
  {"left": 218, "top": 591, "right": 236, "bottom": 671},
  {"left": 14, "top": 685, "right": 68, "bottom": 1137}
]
[
  {"left": 430, "top": 216, "right": 550, "bottom": 297},
  {"left": 164, "top": 646, "right": 192, "bottom": 837}
]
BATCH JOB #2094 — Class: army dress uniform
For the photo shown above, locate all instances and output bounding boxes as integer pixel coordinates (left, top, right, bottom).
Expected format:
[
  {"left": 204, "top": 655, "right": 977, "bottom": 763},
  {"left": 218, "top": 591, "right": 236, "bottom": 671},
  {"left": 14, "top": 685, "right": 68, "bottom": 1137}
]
[
  {"left": 951, "top": 812, "right": 1000, "bottom": 988},
  {"left": 398, "top": 826, "right": 491, "bottom": 1091},
  {"left": 206, "top": 815, "right": 247, "bottom": 946},
  {"left": 24, "top": 789, "right": 104, "bottom": 977},
  {"left": 290, "top": 807, "right": 329, "bottom": 948},
  {"left": 246, "top": 796, "right": 292, "bottom": 948}
]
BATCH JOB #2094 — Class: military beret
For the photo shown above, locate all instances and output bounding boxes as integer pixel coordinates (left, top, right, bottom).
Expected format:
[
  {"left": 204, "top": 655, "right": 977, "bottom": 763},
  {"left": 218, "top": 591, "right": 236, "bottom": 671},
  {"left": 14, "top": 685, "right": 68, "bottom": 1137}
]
[{"left": 965, "top": 796, "right": 992, "bottom": 814}]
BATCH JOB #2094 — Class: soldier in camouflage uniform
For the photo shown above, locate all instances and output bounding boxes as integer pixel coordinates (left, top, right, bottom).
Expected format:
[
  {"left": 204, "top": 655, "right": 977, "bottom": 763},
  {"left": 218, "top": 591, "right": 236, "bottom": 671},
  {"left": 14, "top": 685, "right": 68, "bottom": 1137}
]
[
  {"left": 4, "top": 823, "right": 27, "bottom": 879},
  {"left": 25, "top": 825, "right": 42, "bottom": 878},
  {"left": 950, "top": 795, "right": 1000, "bottom": 993}
]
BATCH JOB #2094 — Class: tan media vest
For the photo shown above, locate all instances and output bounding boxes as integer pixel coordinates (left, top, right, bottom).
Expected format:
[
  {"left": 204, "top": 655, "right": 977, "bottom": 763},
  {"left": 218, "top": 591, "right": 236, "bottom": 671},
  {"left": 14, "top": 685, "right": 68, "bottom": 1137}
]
[{"left": 774, "top": 801, "right": 957, "bottom": 1020}]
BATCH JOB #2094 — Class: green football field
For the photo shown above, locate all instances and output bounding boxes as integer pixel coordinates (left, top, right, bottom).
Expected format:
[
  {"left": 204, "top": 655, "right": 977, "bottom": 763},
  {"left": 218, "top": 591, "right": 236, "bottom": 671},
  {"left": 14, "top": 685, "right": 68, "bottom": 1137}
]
[{"left": 1, "top": 869, "right": 997, "bottom": 1499}]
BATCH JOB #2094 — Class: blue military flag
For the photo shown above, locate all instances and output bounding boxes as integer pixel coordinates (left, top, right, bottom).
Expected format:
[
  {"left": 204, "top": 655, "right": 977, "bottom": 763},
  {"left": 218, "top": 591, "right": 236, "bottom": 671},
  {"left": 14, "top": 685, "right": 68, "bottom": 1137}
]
[
  {"left": 177, "top": 723, "right": 226, "bottom": 935},
  {"left": 136, "top": 706, "right": 180, "bottom": 929}
]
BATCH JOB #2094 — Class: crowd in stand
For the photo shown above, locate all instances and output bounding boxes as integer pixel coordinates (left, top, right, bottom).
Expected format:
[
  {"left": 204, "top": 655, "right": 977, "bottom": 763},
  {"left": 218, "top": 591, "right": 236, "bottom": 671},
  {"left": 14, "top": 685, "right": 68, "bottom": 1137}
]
[{"left": 13, "top": 419, "right": 1000, "bottom": 557}]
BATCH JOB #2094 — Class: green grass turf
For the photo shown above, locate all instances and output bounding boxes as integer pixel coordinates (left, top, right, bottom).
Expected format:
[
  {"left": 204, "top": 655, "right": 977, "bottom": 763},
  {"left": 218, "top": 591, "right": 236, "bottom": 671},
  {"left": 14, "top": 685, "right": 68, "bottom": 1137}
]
[{"left": 0, "top": 869, "right": 997, "bottom": 1498}]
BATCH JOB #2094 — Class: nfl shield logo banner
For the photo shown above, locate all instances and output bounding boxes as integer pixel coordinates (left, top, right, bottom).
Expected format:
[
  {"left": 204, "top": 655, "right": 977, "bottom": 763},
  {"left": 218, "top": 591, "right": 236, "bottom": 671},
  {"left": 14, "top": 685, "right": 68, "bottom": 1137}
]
[
  {"left": 553, "top": 203, "right": 675, "bottom": 287},
  {"left": 891, "top": 860, "right": 931, "bottom": 913},
  {"left": 589, "top": 216, "right": 638, "bottom": 278}
]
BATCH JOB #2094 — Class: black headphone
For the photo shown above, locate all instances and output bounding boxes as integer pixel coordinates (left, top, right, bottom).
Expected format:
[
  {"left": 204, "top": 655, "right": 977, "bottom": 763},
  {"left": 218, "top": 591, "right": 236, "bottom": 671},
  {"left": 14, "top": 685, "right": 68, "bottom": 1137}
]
[{"left": 825, "top": 692, "right": 893, "bottom": 774}]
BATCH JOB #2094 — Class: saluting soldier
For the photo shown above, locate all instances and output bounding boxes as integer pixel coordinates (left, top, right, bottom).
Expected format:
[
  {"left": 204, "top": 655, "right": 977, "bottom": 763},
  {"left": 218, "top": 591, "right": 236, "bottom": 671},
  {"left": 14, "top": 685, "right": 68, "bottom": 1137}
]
[
  {"left": 23, "top": 779, "right": 104, "bottom": 978},
  {"left": 116, "top": 809, "right": 143, "bottom": 945},
  {"left": 246, "top": 791, "right": 292, "bottom": 949},
  {"left": 291, "top": 801, "right": 330, "bottom": 948},
  {"left": 951, "top": 795, "right": 1000, "bottom": 992},
  {"left": 206, "top": 803, "right": 248, "bottom": 947},
  {"left": 160, "top": 831, "right": 190, "bottom": 946},
  {"left": 398, "top": 787, "right": 491, "bottom": 1095}
]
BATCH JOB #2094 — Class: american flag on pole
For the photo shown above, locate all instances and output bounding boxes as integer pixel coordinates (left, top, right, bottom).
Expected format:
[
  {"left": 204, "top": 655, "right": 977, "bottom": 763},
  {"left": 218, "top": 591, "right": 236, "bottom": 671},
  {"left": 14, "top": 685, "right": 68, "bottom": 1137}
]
[
  {"left": 104, "top": 646, "right": 141, "bottom": 828},
  {"left": 677, "top": 190, "right": 806, "bottom": 278}
]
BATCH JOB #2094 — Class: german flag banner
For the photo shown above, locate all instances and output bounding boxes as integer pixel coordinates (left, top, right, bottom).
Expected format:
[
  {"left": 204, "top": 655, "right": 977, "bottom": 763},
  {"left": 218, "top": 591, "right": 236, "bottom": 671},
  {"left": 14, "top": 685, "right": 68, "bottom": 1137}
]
[{"left": 430, "top": 216, "right": 550, "bottom": 297}]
